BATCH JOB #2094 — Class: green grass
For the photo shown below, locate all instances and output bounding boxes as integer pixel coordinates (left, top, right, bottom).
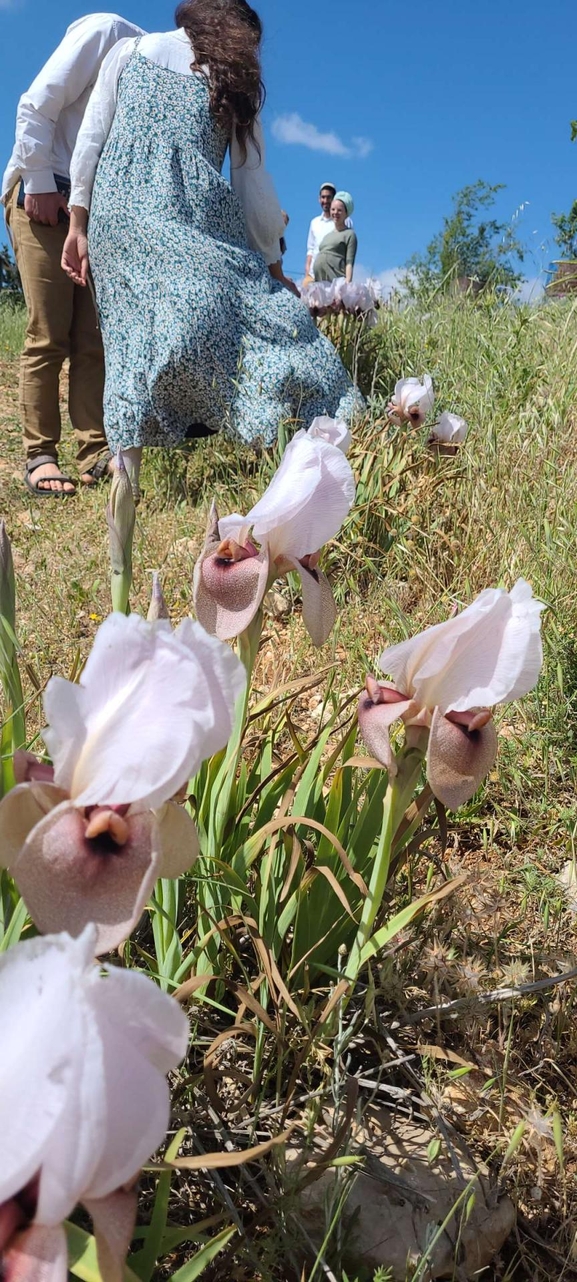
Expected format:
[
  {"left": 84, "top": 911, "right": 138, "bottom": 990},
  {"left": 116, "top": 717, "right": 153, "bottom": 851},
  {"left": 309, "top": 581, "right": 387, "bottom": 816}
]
[
  {"left": 2, "top": 293, "right": 577, "bottom": 1279},
  {"left": 0, "top": 295, "right": 26, "bottom": 358}
]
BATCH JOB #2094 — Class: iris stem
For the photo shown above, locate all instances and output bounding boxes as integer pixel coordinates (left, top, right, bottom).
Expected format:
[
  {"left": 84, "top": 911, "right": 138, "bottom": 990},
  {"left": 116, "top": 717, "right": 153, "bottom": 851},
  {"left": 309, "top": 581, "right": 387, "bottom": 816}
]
[
  {"left": 209, "top": 609, "right": 264, "bottom": 856},
  {"left": 344, "top": 748, "right": 424, "bottom": 983}
]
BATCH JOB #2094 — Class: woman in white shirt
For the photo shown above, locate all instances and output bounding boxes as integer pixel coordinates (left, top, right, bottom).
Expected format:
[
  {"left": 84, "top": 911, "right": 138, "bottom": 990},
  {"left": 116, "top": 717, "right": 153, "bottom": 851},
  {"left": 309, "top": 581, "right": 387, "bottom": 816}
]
[{"left": 62, "top": 0, "right": 362, "bottom": 475}]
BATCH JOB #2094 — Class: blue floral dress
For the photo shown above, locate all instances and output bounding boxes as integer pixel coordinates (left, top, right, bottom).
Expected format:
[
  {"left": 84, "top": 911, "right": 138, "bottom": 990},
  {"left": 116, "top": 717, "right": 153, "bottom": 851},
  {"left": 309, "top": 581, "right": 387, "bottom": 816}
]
[{"left": 88, "top": 48, "right": 364, "bottom": 449}]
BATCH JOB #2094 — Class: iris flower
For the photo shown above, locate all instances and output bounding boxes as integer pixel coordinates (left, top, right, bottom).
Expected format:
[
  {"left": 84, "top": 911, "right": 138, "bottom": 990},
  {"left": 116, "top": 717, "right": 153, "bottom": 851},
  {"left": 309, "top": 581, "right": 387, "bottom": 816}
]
[
  {"left": 359, "top": 580, "right": 545, "bottom": 808},
  {"left": 0, "top": 925, "right": 188, "bottom": 1282},
  {"left": 194, "top": 424, "right": 356, "bottom": 646},
  {"left": 0, "top": 613, "right": 245, "bottom": 952}
]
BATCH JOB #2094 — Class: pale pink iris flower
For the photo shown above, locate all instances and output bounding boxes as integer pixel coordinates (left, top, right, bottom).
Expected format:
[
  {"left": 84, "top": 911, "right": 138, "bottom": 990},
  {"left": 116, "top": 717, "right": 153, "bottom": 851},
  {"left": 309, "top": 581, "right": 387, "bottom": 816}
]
[
  {"left": 388, "top": 375, "right": 435, "bottom": 427},
  {"left": 306, "top": 416, "right": 352, "bottom": 454},
  {"left": 0, "top": 613, "right": 245, "bottom": 953},
  {"left": 429, "top": 411, "right": 468, "bottom": 446},
  {"left": 359, "top": 580, "right": 545, "bottom": 808},
  {"left": 194, "top": 424, "right": 356, "bottom": 646},
  {"left": 0, "top": 925, "right": 188, "bottom": 1282}
]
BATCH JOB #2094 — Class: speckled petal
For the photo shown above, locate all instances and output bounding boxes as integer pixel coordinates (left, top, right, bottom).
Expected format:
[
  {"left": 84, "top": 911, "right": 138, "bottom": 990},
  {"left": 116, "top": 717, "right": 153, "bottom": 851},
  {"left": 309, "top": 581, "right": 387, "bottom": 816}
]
[
  {"left": 194, "top": 545, "right": 270, "bottom": 640},
  {"left": 426, "top": 706, "right": 498, "bottom": 809},
  {"left": 84, "top": 1189, "right": 138, "bottom": 1282},
  {"left": 2, "top": 1223, "right": 67, "bottom": 1282},
  {"left": 9, "top": 802, "right": 161, "bottom": 955}
]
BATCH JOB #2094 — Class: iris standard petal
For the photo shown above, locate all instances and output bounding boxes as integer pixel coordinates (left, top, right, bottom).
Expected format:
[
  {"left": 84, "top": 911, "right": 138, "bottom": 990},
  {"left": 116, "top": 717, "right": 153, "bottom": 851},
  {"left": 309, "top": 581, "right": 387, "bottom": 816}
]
[
  {"left": 432, "top": 412, "right": 468, "bottom": 444},
  {"left": 86, "top": 960, "right": 189, "bottom": 1078},
  {"left": 34, "top": 990, "right": 104, "bottom": 1225},
  {"left": 416, "top": 586, "right": 544, "bottom": 713},
  {"left": 378, "top": 583, "right": 544, "bottom": 715},
  {"left": 394, "top": 375, "right": 435, "bottom": 419},
  {"left": 234, "top": 433, "right": 355, "bottom": 562},
  {"left": 174, "top": 618, "right": 246, "bottom": 756},
  {"left": 43, "top": 613, "right": 242, "bottom": 812},
  {"left": 82, "top": 971, "right": 188, "bottom": 1197},
  {"left": 307, "top": 417, "right": 352, "bottom": 454},
  {"left": 0, "top": 934, "right": 79, "bottom": 1206}
]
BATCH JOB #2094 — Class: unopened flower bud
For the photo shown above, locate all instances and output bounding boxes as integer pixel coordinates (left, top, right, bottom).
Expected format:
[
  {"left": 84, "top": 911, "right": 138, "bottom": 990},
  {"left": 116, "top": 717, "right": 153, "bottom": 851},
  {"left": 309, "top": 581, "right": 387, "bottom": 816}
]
[
  {"left": 147, "top": 571, "right": 170, "bottom": 622},
  {"left": 107, "top": 452, "right": 136, "bottom": 615},
  {"left": 0, "top": 520, "right": 16, "bottom": 637}
]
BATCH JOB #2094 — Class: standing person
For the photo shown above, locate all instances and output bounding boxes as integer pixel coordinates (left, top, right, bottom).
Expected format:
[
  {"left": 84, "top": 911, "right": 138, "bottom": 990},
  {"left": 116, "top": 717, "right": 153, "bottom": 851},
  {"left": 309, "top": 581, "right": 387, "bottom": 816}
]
[
  {"left": 304, "top": 182, "right": 353, "bottom": 283},
  {"left": 61, "top": 1, "right": 363, "bottom": 491},
  {"left": 2, "top": 13, "right": 144, "bottom": 496},
  {"left": 313, "top": 192, "right": 358, "bottom": 283}
]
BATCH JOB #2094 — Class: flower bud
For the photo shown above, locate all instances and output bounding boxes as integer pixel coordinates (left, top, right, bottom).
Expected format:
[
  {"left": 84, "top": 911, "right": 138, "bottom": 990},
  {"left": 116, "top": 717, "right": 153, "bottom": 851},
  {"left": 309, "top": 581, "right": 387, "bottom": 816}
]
[
  {"left": 147, "top": 571, "right": 170, "bottom": 622},
  {"left": 0, "top": 520, "right": 16, "bottom": 638},
  {"left": 107, "top": 452, "right": 136, "bottom": 615}
]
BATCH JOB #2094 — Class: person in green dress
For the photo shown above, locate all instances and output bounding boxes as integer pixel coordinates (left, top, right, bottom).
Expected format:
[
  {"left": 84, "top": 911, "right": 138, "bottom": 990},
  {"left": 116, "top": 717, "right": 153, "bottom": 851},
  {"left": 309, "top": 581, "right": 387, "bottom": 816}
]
[{"left": 313, "top": 191, "right": 357, "bottom": 283}]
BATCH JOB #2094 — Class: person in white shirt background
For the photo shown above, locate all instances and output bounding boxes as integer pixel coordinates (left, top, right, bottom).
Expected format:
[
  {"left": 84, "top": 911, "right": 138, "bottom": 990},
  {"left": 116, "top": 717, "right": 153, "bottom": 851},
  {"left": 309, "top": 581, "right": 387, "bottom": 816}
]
[
  {"left": 2, "top": 13, "right": 143, "bottom": 496},
  {"left": 61, "top": 0, "right": 362, "bottom": 488},
  {"left": 304, "top": 181, "right": 353, "bottom": 284}
]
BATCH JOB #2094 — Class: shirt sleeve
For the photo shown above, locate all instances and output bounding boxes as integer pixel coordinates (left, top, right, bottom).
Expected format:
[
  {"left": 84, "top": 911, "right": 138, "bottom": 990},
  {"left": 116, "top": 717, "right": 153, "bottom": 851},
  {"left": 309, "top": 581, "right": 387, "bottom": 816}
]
[
  {"left": 307, "top": 220, "right": 316, "bottom": 258},
  {"left": 230, "top": 117, "right": 286, "bottom": 266},
  {"left": 345, "top": 232, "right": 358, "bottom": 267},
  {"left": 69, "top": 39, "right": 135, "bottom": 210},
  {"left": 13, "top": 16, "right": 140, "bottom": 195}
]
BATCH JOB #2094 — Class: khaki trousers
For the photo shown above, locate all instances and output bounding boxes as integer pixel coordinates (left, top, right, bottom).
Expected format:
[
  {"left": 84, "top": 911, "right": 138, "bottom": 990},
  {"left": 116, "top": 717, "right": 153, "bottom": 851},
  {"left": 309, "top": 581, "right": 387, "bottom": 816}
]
[{"left": 5, "top": 183, "right": 107, "bottom": 472}]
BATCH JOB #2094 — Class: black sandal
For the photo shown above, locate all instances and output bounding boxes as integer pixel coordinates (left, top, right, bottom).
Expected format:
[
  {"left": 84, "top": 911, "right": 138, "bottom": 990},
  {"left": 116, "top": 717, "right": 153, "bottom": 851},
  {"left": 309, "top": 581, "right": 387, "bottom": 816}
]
[
  {"left": 81, "top": 453, "right": 113, "bottom": 486},
  {"left": 24, "top": 455, "right": 76, "bottom": 498}
]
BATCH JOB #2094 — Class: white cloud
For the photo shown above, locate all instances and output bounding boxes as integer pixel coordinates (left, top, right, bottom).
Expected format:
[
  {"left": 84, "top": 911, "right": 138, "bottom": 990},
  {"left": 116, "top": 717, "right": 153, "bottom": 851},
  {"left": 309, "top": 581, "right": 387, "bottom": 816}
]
[
  {"left": 353, "top": 137, "right": 374, "bottom": 160},
  {"left": 375, "top": 267, "right": 406, "bottom": 297},
  {"left": 357, "top": 266, "right": 546, "bottom": 305},
  {"left": 514, "top": 274, "right": 545, "bottom": 304},
  {"left": 271, "top": 113, "right": 373, "bottom": 161},
  {"left": 354, "top": 264, "right": 406, "bottom": 298}
]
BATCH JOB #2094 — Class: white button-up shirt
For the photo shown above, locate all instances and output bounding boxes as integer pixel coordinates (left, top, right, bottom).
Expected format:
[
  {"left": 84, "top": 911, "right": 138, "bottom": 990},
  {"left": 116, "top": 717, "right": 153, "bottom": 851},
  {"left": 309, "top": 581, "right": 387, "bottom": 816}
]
[
  {"left": 2, "top": 13, "right": 144, "bottom": 201},
  {"left": 307, "top": 211, "right": 353, "bottom": 270}
]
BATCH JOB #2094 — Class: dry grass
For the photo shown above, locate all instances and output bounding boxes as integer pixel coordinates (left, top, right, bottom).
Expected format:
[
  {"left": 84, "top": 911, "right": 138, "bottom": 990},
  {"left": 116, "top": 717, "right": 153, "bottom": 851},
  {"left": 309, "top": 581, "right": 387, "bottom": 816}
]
[{"left": 3, "top": 292, "right": 577, "bottom": 1279}]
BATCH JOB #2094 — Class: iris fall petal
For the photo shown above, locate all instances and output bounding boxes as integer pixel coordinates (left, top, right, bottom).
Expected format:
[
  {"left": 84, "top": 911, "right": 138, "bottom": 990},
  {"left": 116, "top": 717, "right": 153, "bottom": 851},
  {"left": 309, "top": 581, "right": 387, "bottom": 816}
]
[{"left": 426, "top": 706, "right": 499, "bottom": 809}]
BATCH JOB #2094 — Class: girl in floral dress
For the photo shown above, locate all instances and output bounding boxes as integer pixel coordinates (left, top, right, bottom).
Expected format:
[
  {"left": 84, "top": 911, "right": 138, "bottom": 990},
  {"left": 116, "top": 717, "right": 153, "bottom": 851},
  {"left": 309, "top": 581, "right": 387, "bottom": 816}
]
[{"left": 62, "top": 0, "right": 363, "bottom": 488}]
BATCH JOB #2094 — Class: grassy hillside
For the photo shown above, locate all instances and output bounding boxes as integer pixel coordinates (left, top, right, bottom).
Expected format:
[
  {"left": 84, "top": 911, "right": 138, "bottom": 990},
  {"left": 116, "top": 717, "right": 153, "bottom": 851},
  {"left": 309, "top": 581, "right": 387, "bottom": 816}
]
[{"left": 2, "top": 292, "right": 577, "bottom": 1280}]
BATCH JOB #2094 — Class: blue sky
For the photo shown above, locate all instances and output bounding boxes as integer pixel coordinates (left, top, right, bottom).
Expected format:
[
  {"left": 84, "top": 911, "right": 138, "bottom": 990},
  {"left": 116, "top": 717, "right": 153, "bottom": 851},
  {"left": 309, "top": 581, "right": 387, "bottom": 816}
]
[{"left": 1, "top": 0, "right": 575, "bottom": 292}]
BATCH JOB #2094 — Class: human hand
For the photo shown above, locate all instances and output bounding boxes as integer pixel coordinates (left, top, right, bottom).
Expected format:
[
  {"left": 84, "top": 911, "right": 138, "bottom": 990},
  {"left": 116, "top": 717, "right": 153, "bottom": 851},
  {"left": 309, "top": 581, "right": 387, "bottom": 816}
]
[
  {"left": 24, "top": 192, "right": 69, "bottom": 226},
  {"left": 282, "top": 274, "right": 300, "bottom": 298},
  {"left": 61, "top": 231, "right": 89, "bottom": 286}
]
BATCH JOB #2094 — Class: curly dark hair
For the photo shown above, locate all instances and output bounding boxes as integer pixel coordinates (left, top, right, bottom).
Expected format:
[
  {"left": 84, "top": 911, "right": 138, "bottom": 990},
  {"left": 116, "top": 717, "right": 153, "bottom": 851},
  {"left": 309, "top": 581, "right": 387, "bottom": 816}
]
[{"left": 174, "top": 0, "right": 265, "bottom": 162}]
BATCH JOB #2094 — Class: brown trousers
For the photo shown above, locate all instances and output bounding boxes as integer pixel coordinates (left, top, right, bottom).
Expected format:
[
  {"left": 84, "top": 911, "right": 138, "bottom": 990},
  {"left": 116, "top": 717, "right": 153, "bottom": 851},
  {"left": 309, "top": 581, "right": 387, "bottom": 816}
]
[{"left": 5, "top": 184, "right": 107, "bottom": 472}]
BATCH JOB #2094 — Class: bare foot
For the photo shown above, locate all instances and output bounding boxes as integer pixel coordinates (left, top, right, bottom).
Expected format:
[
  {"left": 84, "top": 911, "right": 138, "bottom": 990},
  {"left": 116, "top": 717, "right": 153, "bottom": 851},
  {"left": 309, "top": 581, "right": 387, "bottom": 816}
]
[{"left": 29, "top": 462, "right": 75, "bottom": 494}]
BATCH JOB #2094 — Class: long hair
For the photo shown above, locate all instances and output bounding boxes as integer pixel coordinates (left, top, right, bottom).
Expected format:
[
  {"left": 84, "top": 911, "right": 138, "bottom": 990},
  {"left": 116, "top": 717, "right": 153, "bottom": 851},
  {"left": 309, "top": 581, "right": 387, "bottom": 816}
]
[{"left": 174, "top": 0, "right": 265, "bottom": 162}]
